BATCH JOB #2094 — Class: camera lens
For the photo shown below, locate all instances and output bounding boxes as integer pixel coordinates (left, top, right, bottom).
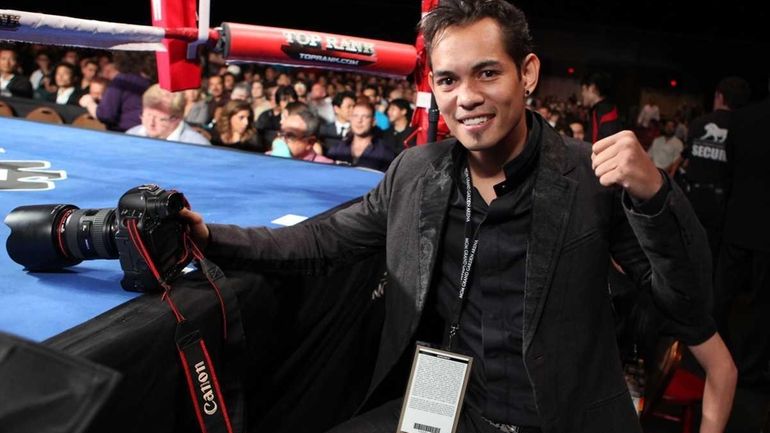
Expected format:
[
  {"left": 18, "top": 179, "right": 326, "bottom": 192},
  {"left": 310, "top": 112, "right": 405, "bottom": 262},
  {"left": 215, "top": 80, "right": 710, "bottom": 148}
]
[
  {"left": 5, "top": 204, "right": 118, "bottom": 271},
  {"left": 62, "top": 208, "right": 118, "bottom": 260}
]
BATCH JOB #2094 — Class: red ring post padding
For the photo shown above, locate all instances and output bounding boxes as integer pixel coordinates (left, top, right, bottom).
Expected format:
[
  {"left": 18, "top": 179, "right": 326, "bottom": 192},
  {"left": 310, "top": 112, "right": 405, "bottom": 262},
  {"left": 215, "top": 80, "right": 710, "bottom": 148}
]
[
  {"left": 152, "top": 0, "right": 202, "bottom": 92},
  {"left": 222, "top": 23, "right": 417, "bottom": 78}
]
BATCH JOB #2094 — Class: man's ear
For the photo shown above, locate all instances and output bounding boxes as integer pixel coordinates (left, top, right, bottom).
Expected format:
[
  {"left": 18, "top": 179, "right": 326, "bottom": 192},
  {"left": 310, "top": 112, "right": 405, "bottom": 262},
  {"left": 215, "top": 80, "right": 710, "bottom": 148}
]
[
  {"left": 428, "top": 71, "right": 435, "bottom": 94},
  {"left": 520, "top": 53, "right": 540, "bottom": 97}
]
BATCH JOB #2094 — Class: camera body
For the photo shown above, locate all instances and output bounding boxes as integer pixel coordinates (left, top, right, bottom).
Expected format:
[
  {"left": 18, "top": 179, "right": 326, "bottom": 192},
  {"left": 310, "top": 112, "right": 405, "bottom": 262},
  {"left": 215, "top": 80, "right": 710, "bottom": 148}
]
[
  {"left": 114, "top": 184, "right": 189, "bottom": 292},
  {"left": 5, "top": 184, "right": 191, "bottom": 292}
]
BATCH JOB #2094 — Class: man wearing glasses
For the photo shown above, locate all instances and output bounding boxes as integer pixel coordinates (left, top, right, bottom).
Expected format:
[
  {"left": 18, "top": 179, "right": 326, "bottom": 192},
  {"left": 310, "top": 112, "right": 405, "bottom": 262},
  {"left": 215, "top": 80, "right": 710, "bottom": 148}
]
[
  {"left": 126, "top": 84, "right": 211, "bottom": 146},
  {"left": 271, "top": 108, "right": 334, "bottom": 164}
]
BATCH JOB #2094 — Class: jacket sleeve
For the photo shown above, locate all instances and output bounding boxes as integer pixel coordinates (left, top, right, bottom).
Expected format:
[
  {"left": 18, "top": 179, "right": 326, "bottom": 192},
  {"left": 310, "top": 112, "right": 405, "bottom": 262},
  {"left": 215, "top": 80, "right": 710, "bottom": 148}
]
[
  {"left": 204, "top": 151, "right": 408, "bottom": 275},
  {"left": 610, "top": 175, "right": 716, "bottom": 345}
]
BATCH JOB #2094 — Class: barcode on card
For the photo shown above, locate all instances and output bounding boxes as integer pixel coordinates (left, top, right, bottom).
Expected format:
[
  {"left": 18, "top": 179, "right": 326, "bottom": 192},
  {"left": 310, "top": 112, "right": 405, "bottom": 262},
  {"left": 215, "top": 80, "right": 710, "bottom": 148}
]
[{"left": 414, "top": 422, "right": 440, "bottom": 433}]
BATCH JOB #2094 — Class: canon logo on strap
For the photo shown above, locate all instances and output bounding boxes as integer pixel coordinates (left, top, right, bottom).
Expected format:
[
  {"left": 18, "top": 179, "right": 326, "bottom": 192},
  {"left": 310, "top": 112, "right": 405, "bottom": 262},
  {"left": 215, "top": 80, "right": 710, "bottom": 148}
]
[{"left": 195, "top": 361, "right": 219, "bottom": 415}]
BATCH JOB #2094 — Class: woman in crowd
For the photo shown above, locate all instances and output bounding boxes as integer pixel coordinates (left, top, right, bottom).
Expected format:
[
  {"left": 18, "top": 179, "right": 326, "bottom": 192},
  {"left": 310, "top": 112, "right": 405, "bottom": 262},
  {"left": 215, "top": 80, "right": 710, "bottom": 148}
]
[{"left": 210, "top": 99, "right": 263, "bottom": 152}]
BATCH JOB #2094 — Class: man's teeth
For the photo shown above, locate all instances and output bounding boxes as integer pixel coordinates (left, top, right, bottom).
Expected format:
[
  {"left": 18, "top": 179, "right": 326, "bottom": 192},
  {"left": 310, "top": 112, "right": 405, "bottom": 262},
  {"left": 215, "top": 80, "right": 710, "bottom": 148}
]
[{"left": 462, "top": 116, "right": 490, "bottom": 126}]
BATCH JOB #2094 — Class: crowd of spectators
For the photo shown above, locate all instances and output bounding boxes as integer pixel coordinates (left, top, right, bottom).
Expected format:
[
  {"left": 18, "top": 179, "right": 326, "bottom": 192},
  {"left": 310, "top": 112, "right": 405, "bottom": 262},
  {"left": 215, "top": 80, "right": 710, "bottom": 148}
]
[{"left": 0, "top": 44, "right": 420, "bottom": 172}]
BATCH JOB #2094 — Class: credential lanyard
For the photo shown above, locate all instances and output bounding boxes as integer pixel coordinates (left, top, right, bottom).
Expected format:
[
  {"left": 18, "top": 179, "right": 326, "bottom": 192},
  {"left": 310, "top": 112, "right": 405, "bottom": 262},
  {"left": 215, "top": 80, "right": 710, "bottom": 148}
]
[{"left": 447, "top": 166, "right": 480, "bottom": 351}]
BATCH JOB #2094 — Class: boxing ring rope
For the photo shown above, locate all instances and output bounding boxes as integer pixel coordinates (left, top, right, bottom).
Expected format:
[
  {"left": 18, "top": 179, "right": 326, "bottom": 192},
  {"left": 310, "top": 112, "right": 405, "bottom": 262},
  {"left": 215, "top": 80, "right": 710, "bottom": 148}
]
[
  {"left": 0, "top": 10, "right": 167, "bottom": 51},
  {"left": 0, "top": 8, "right": 416, "bottom": 84}
]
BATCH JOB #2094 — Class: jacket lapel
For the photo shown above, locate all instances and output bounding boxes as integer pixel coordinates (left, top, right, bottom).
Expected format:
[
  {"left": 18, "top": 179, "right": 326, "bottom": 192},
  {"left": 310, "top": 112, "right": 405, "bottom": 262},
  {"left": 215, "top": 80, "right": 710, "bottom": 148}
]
[
  {"left": 523, "top": 128, "right": 578, "bottom": 353},
  {"left": 415, "top": 143, "right": 456, "bottom": 316}
]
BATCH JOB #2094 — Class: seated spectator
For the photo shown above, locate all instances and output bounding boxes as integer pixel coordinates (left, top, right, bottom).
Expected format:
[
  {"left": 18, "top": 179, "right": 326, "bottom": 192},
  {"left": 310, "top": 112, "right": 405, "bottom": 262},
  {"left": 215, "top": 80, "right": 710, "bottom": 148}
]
[
  {"left": 267, "top": 101, "right": 316, "bottom": 155},
  {"left": 384, "top": 98, "right": 416, "bottom": 154},
  {"left": 78, "top": 76, "right": 108, "bottom": 117},
  {"left": 47, "top": 62, "right": 84, "bottom": 105},
  {"left": 229, "top": 82, "right": 251, "bottom": 101},
  {"left": 269, "top": 109, "right": 333, "bottom": 163},
  {"left": 203, "top": 74, "right": 230, "bottom": 127},
  {"left": 294, "top": 81, "right": 308, "bottom": 103},
  {"left": 183, "top": 87, "right": 208, "bottom": 127},
  {"left": 79, "top": 58, "right": 99, "bottom": 93},
  {"left": 256, "top": 85, "right": 298, "bottom": 149},
  {"left": 327, "top": 100, "right": 395, "bottom": 172},
  {"left": 307, "top": 82, "right": 335, "bottom": 123},
  {"left": 648, "top": 119, "right": 684, "bottom": 174},
  {"left": 362, "top": 84, "right": 390, "bottom": 130},
  {"left": 318, "top": 90, "right": 355, "bottom": 150},
  {"left": 250, "top": 80, "right": 272, "bottom": 119},
  {"left": 100, "top": 62, "right": 119, "bottom": 81},
  {"left": 29, "top": 51, "right": 52, "bottom": 93},
  {"left": 96, "top": 52, "right": 153, "bottom": 131},
  {"left": 211, "top": 99, "right": 262, "bottom": 152},
  {"left": 568, "top": 118, "right": 586, "bottom": 142},
  {"left": 125, "top": 84, "right": 210, "bottom": 145},
  {"left": 0, "top": 47, "right": 33, "bottom": 99},
  {"left": 222, "top": 71, "right": 237, "bottom": 93},
  {"left": 61, "top": 49, "right": 80, "bottom": 67}
]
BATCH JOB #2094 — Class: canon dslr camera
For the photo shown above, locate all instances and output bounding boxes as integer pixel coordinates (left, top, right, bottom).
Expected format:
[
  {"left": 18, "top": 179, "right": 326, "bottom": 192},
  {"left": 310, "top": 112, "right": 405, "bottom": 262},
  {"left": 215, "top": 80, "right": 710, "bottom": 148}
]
[{"left": 5, "top": 184, "right": 191, "bottom": 292}]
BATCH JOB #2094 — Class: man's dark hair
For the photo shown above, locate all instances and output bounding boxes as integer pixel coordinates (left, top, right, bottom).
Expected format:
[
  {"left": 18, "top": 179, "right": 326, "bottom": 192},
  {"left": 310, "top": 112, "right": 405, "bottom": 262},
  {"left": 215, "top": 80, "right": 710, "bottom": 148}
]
[
  {"left": 51, "top": 61, "right": 80, "bottom": 83},
  {"left": 332, "top": 91, "right": 356, "bottom": 108},
  {"left": 363, "top": 84, "right": 380, "bottom": 96},
  {"left": 294, "top": 107, "right": 321, "bottom": 137},
  {"left": 274, "top": 85, "right": 298, "bottom": 105},
  {"left": 388, "top": 98, "right": 413, "bottom": 121},
  {"left": 112, "top": 52, "right": 156, "bottom": 80},
  {"left": 581, "top": 71, "right": 613, "bottom": 98},
  {"left": 716, "top": 76, "right": 751, "bottom": 110},
  {"left": 418, "top": 0, "right": 534, "bottom": 72},
  {"left": 285, "top": 101, "right": 309, "bottom": 115}
]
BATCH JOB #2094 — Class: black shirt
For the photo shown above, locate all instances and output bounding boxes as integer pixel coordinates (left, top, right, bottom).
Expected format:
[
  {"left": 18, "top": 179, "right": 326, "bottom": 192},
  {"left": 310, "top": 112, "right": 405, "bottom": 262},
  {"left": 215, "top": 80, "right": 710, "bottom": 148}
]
[
  {"left": 385, "top": 125, "right": 417, "bottom": 155},
  {"left": 433, "top": 111, "right": 542, "bottom": 426},
  {"left": 683, "top": 109, "right": 731, "bottom": 187}
]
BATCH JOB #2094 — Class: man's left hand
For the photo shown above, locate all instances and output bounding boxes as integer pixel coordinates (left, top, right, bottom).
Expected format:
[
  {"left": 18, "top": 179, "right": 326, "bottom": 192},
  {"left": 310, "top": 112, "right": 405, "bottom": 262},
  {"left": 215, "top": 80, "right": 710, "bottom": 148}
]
[{"left": 591, "top": 130, "right": 663, "bottom": 201}]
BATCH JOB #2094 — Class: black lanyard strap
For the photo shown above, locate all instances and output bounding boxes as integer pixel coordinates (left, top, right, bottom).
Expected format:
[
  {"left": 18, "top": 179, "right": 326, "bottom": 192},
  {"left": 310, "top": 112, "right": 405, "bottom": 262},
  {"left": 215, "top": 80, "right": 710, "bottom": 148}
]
[{"left": 447, "top": 166, "right": 480, "bottom": 350}]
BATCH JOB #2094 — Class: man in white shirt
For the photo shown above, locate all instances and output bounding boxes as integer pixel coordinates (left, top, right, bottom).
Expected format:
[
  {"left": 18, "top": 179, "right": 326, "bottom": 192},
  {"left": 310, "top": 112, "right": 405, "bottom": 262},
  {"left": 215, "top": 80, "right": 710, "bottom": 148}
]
[
  {"left": 648, "top": 119, "right": 684, "bottom": 172},
  {"left": 126, "top": 84, "right": 210, "bottom": 146},
  {"left": 637, "top": 98, "right": 660, "bottom": 128},
  {"left": 317, "top": 91, "right": 356, "bottom": 152}
]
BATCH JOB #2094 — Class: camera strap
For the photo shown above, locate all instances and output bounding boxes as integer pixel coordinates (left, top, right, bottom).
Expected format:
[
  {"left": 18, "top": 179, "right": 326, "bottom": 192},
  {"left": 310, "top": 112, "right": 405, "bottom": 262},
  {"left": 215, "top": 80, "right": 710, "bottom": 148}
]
[{"left": 125, "top": 218, "right": 244, "bottom": 433}]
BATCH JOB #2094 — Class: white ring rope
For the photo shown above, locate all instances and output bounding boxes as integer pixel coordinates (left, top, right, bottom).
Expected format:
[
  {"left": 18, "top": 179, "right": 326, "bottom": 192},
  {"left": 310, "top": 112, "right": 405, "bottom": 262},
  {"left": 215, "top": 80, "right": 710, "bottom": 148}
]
[{"left": 0, "top": 9, "right": 166, "bottom": 51}]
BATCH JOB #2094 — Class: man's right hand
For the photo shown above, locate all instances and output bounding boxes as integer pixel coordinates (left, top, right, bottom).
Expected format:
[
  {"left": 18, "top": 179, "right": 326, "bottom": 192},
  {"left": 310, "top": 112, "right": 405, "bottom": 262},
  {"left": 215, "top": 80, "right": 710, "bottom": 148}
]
[{"left": 179, "top": 208, "right": 210, "bottom": 250}]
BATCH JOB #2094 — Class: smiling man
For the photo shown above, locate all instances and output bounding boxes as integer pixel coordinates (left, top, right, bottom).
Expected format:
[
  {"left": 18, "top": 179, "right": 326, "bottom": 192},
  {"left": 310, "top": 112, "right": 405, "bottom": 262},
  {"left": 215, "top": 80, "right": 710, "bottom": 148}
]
[{"left": 179, "top": 1, "right": 723, "bottom": 432}]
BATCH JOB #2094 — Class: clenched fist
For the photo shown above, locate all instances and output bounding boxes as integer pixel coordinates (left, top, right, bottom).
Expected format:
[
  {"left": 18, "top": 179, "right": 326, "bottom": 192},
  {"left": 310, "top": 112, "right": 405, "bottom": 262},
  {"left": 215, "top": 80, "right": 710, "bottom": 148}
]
[{"left": 591, "top": 130, "right": 663, "bottom": 201}]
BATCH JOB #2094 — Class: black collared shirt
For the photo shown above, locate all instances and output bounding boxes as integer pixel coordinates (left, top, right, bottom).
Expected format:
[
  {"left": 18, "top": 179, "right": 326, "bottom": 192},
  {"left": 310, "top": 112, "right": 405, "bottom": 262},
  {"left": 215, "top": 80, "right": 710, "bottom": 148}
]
[{"left": 433, "top": 111, "right": 542, "bottom": 426}]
